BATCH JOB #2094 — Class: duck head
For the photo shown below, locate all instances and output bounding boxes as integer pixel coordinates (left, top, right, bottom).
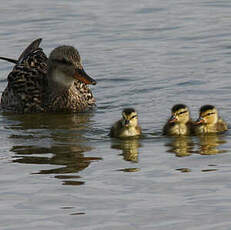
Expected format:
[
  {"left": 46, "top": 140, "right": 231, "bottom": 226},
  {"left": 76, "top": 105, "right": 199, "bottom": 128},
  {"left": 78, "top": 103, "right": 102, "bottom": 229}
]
[
  {"left": 48, "top": 45, "right": 96, "bottom": 89},
  {"left": 121, "top": 108, "right": 138, "bottom": 128},
  {"left": 168, "top": 104, "right": 190, "bottom": 124},
  {"left": 195, "top": 105, "right": 218, "bottom": 125}
]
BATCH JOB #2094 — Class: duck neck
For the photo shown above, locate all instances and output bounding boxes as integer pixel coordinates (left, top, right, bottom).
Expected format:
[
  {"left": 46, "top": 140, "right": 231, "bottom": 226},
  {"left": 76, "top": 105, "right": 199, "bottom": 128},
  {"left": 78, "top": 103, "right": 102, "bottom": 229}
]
[{"left": 47, "top": 68, "right": 74, "bottom": 93}]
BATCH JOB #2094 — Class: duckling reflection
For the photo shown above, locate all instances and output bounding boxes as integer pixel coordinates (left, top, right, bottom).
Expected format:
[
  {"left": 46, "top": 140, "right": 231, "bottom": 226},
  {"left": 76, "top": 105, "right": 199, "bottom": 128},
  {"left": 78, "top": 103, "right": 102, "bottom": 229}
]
[
  {"left": 196, "top": 134, "right": 227, "bottom": 155},
  {"left": 193, "top": 105, "right": 228, "bottom": 135},
  {"left": 165, "top": 136, "right": 194, "bottom": 157},
  {"left": 4, "top": 112, "right": 101, "bottom": 182},
  {"left": 111, "top": 138, "right": 141, "bottom": 163}
]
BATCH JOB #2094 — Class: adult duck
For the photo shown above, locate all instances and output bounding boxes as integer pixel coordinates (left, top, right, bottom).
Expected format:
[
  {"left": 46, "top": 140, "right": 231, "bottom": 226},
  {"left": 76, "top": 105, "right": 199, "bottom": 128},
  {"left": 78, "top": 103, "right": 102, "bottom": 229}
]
[{"left": 0, "top": 38, "right": 96, "bottom": 113}]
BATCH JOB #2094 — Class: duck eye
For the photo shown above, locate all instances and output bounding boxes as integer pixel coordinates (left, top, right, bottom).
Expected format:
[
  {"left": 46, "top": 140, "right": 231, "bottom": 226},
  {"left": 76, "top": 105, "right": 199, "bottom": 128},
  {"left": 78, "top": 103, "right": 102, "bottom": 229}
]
[
  {"left": 54, "top": 58, "right": 72, "bottom": 66},
  {"left": 206, "top": 112, "right": 215, "bottom": 116},
  {"left": 131, "top": 115, "right": 137, "bottom": 119},
  {"left": 177, "top": 110, "right": 187, "bottom": 115}
]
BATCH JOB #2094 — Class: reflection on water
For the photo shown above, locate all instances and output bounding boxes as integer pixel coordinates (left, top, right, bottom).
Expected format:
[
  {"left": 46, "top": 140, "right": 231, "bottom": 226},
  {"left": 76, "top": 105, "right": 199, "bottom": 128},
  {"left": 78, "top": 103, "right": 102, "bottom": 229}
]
[
  {"left": 12, "top": 145, "right": 98, "bottom": 175},
  {"left": 165, "top": 136, "right": 194, "bottom": 157},
  {"left": 201, "top": 168, "right": 218, "bottom": 172},
  {"left": 111, "top": 137, "right": 141, "bottom": 163},
  {"left": 165, "top": 134, "right": 227, "bottom": 156},
  {"left": 176, "top": 168, "right": 191, "bottom": 173},
  {"left": 3, "top": 112, "right": 102, "bottom": 185},
  {"left": 195, "top": 134, "right": 227, "bottom": 155},
  {"left": 111, "top": 137, "right": 141, "bottom": 172},
  {"left": 3, "top": 112, "right": 93, "bottom": 130},
  {"left": 117, "top": 168, "right": 140, "bottom": 173}
]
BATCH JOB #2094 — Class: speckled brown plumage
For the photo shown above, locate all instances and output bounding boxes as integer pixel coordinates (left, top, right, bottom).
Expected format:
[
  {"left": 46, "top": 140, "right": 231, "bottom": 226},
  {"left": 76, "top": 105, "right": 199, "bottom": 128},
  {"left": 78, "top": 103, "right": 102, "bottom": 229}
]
[
  {"left": 45, "top": 81, "right": 95, "bottom": 113},
  {"left": 0, "top": 38, "right": 96, "bottom": 113}
]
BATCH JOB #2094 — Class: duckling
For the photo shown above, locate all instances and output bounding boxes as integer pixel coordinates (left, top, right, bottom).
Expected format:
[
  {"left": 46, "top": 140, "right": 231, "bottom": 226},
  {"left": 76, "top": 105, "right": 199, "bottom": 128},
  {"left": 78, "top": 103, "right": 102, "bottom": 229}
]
[
  {"left": 110, "top": 108, "right": 142, "bottom": 138},
  {"left": 0, "top": 38, "right": 96, "bottom": 113},
  {"left": 163, "top": 104, "right": 193, "bottom": 136},
  {"left": 193, "top": 105, "right": 228, "bottom": 135}
]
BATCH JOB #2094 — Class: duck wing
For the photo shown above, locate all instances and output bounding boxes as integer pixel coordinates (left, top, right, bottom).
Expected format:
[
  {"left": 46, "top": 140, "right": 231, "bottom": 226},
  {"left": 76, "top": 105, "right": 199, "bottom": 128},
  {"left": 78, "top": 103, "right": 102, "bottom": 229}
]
[
  {"left": 216, "top": 118, "right": 228, "bottom": 132},
  {"left": 1, "top": 38, "right": 48, "bottom": 113},
  {"left": 18, "top": 38, "right": 42, "bottom": 64},
  {"left": 0, "top": 38, "right": 42, "bottom": 65}
]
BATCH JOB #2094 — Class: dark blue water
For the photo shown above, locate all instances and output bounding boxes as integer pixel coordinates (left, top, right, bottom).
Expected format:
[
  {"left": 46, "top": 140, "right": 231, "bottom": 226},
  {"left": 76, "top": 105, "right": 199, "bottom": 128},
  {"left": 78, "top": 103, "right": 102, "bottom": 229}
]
[{"left": 1, "top": 0, "right": 231, "bottom": 229}]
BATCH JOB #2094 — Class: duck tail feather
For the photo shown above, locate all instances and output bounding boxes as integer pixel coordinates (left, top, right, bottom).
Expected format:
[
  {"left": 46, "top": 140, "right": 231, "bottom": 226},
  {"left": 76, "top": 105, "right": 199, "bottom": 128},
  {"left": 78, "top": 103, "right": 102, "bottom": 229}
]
[{"left": 0, "top": 57, "right": 18, "bottom": 64}]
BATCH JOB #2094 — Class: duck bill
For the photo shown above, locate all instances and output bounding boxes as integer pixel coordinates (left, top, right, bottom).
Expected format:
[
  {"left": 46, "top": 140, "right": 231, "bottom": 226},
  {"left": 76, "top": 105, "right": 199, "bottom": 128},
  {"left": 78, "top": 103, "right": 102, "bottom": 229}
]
[
  {"left": 195, "top": 117, "right": 204, "bottom": 125},
  {"left": 168, "top": 115, "right": 177, "bottom": 123},
  {"left": 123, "top": 120, "right": 130, "bottom": 127},
  {"left": 74, "top": 68, "right": 97, "bottom": 85}
]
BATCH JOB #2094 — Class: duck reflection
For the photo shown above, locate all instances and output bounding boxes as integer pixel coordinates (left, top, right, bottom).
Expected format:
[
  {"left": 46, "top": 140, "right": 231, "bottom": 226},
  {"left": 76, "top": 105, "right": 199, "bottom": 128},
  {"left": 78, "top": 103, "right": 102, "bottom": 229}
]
[
  {"left": 4, "top": 112, "right": 101, "bottom": 184},
  {"left": 4, "top": 112, "right": 93, "bottom": 130},
  {"left": 165, "top": 136, "right": 194, "bottom": 157},
  {"left": 11, "top": 144, "right": 98, "bottom": 175},
  {"left": 196, "top": 134, "right": 227, "bottom": 155},
  {"left": 111, "top": 137, "right": 141, "bottom": 163}
]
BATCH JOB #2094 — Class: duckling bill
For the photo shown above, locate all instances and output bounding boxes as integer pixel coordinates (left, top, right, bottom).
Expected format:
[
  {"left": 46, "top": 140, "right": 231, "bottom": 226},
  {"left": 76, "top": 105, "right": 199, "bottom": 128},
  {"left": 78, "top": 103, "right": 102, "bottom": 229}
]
[
  {"left": 110, "top": 108, "right": 142, "bottom": 138},
  {"left": 0, "top": 38, "right": 96, "bottom": 113},
  {"left": 193, "top": 105, "right": 228, "bottom": 135},
  {"left": 163, "top": 104, "right": 193, "bottom": 136}
]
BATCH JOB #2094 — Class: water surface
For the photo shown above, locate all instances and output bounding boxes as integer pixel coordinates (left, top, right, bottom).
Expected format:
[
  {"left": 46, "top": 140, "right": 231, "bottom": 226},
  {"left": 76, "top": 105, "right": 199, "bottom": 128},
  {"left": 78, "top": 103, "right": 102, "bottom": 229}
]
[{"left": 1, "top": 0, "right": 231, "bottom": 229}]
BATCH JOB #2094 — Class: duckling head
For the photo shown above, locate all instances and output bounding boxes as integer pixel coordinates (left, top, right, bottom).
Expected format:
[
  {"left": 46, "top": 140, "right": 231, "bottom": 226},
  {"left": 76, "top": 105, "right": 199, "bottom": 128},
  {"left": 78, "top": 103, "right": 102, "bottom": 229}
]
[
  {"left": 48, "top": 46, "right": 96, "bottom": 89},
  {"left": 121, "top": 108, "right": 138, "bottom": 128},
  {"left": 195, "top": 105, "right": 218, "bottom": 125},
  {"left": 168, "top": 104, "right": 190, "bottom": 124}
]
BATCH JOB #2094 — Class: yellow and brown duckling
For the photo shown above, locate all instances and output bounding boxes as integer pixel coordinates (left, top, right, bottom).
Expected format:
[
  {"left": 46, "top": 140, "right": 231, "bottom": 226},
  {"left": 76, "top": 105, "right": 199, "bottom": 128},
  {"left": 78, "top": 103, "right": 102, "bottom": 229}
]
[
  {"left": 193, "top": 105, "right": 228, "bottom": 135},
  {"left": 110, "top": 108, "right": 142, "bottom": 138},
  {"left": 163, "top": 104, "right": 194, "bottom": 136},
  {"left": 0, "top": 38, "right": 96, "bottom": 113}
]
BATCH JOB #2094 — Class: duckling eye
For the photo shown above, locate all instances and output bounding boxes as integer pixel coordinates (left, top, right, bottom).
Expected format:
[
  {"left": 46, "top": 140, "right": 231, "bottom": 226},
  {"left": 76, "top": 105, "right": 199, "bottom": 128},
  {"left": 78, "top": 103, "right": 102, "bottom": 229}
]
[
  {"left": 205, "top": 112, "right": 215, "bottom": 116},
  {"left": 177, "top": 110, "right": 187, "bottom": 115},
  {"left": 131, "top": 115, "right": 137, "bottom": 119}
]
